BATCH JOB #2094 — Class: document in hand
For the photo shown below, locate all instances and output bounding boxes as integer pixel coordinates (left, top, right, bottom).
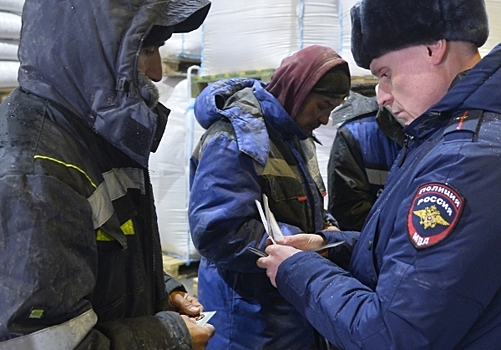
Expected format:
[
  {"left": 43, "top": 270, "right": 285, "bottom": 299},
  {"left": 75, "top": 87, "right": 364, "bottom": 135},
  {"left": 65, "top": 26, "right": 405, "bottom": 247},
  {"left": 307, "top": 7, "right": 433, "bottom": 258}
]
[
  {"left": 195, "top": 311, "right": 216, "bottom": 326},
  {"left": 250, "top": 195, "right": 346, "bottom": 257},
  {"left": 255, "top": 194, "right": 284, "bottom": 244}
]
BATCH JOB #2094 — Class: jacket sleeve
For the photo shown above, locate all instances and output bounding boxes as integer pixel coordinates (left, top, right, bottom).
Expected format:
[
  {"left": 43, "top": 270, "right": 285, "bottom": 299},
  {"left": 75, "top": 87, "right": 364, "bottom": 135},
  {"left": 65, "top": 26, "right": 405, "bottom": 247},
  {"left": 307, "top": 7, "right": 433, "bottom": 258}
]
[
  {"left": 90, "top": 312, "right": 191, "bottom": 350},
  {"left": 321, "top": 229, "right": 360, "bottom": 270},
  {"left": 0, "top": 174, "right": 191, "bottom": 349},
  {"left": 327, "top": 125, "right": 376, "bottom": 231},
  {"left": 164, "top": 273, "right": 187, "bottom": 295},
  {"left": 189, "top": 130, "right": 289, "bottom": 273}
]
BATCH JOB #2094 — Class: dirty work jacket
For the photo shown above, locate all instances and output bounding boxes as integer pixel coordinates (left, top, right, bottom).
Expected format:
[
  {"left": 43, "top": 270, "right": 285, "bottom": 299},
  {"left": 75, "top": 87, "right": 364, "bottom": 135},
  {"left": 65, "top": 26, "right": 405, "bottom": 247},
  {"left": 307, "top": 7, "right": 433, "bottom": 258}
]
[
  {"left": 0, "top": 0, "right": 212, "bottom": 347},
  {"left": 189, "top": 78, "right": 328, "bottom": 349},
  {"left": 276, "top": 43, "right": 501, "bottom": 349},
  {"left": 0, "top": 89, "right": 191, "bottom": 349}
]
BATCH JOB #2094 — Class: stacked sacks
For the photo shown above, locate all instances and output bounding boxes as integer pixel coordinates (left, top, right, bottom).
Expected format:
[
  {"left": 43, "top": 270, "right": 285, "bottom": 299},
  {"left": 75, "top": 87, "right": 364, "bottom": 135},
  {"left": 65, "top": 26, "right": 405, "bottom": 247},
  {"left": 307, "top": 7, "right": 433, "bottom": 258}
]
[
  {"left": 160, "top": 26, "right": 203, "bottom": 61},
  {"left": 158, "top": 0, "right": 501, "bottom": 79},
  {"left": 150, "top": 78, "right": 204, "bottom": 261},
  {"left": 0, "top": 0, "right": 23, "bottom": 89},
  {"left": 200, "top": 0, "right": 359, "bottom": 76}
]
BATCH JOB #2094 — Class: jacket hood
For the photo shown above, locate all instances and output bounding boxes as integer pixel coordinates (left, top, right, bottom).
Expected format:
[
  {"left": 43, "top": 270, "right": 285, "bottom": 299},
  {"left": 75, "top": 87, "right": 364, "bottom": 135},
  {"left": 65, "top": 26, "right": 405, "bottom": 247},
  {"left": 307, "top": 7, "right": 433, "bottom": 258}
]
[
  {"left": 195, "top": 77, "right": 306, "bottom": 140},
  {"left": 194, "top": 78, "right": 312, "bottom": 166},
  {"left": 17, "top": 0, "right": 210, "bottom": 167},
  {"left": 194, "top": 78, "right": 259, "bottom": 130},
  {"left": 330, "top": 91, "right": 378, "bottom": 125}
]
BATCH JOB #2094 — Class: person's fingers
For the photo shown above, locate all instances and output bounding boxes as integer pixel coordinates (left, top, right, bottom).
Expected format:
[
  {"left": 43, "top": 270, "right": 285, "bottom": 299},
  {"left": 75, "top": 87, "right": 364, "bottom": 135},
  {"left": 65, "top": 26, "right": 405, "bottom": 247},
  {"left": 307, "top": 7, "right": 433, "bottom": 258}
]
[
  {"left": 170, "top": 292, "right": 203, "bottom": 315},
  {"left": 180, "top": 297, "right": 202, "bottom": 315},
  {"left": 256, "top": 256, "right": 267, "bottom": 268},
  {"left": 182, "top": 315, "right": 197, "bottom": 324},
  {"left": 203, "top": 323, "right": 216, "bottom": 334}
]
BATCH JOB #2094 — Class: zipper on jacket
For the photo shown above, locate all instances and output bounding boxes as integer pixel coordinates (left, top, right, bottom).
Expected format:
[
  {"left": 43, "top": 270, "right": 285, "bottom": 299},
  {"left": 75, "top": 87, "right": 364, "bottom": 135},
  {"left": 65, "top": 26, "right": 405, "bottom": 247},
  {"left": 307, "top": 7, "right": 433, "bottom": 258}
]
[
  {"left": 145, "top": 169, "right": 158, "bottom": 307},
  {"left": 397, "top": 136, "right": 412, "bottom": 167}
]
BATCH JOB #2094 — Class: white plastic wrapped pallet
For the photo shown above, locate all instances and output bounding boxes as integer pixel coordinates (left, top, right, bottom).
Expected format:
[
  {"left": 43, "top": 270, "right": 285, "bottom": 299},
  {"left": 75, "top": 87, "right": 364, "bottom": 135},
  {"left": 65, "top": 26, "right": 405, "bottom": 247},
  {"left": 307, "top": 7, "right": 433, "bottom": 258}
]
[
  {"left": 160, "top": 27, "right": 203, "bottom": 61},
  {"left": 0, "top": 41, "right": 17, "bottom": 60},
  {"left": 200, "top": 0, "right": 345, "bottom": 76},
  {"left": 0, "top": 6, "right": 21, "bottom": 89},
  {"left": 0, "top": 60, "right": 18, "bottom": 88},
  {"left": 151, "top": 74, "right": 204, "bottom": 261},
  {"left": 0, "top": 10, "right": 20, "bottom": 41},
  {"left": 0, "top": 0, "right": 24, "bottom": 14}
]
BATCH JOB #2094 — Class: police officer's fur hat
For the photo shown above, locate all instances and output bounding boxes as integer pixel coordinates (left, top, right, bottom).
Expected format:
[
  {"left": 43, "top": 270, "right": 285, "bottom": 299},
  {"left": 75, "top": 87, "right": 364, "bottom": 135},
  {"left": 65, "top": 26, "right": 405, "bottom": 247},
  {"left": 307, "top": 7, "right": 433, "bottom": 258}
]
[{"left": 350, "top": 0, "right": 489, "bottom": 69}]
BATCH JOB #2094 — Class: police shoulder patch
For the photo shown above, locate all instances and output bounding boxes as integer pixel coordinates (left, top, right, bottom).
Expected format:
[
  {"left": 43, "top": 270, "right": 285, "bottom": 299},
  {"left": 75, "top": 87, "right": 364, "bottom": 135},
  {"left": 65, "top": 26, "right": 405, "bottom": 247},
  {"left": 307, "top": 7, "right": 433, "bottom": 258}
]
[{"left": 407, "top": 182, "right": 464, "bottom": 249}]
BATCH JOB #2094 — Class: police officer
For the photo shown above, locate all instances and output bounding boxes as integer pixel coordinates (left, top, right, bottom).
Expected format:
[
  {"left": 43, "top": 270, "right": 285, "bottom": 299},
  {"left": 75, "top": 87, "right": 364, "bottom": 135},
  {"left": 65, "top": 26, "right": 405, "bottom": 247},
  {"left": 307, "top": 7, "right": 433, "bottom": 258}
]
[{"left": 257, "top": 0, "right": 501, "bottom": 348}]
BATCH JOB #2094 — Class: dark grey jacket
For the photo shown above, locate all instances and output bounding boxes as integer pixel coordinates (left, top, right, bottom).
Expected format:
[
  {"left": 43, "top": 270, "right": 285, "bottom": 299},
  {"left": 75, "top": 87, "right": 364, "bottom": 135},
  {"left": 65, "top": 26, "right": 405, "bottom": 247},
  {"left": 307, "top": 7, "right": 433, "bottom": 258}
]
[{"left": 0, "top": 0, "right": 210, "bottom": 348}]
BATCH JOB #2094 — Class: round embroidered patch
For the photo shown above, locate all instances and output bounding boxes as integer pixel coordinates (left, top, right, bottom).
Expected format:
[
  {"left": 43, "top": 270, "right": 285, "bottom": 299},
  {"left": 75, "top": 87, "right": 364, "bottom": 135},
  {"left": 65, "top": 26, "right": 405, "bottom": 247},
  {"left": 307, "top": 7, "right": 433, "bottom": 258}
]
[{"left": 407, "top": 182, "right": 464, "bottom": 249}]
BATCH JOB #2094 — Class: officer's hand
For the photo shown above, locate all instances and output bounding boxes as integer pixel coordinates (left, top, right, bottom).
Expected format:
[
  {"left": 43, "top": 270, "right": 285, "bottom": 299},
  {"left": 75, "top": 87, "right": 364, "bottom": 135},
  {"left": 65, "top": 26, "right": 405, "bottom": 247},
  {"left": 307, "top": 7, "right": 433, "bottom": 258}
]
[
  {"left": 169, "top": 291, "right": 203, "bottom": 316},
  {"left": 256, "top": 244, "right": 300, "bottom": 287},
  {"left": 181, "top": 315, "right": 215, "bottom": 350}
]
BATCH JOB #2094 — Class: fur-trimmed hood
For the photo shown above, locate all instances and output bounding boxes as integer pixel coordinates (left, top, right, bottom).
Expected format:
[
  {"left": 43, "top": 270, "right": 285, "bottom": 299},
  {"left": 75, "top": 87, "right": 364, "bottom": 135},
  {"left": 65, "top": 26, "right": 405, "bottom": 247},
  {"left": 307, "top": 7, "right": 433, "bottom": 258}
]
[{"left": 18, "top": 0, "right": 210, "bottom": 167}]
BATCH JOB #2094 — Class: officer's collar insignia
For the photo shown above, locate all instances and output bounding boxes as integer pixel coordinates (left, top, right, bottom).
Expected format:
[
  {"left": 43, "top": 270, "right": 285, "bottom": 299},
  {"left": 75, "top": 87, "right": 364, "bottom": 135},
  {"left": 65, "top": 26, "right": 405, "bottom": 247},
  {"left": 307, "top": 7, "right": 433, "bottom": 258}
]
[{"left": 407, "top": 182, "right": 464, "bottom": 249}]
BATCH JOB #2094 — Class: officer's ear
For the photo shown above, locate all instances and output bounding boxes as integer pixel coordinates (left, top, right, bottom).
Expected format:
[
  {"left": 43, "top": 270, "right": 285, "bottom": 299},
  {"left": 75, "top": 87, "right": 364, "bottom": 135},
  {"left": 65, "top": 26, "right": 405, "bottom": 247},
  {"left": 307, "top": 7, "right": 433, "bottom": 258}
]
[{"left": 426, "top": 40, "right": 447, "bottom": 65}]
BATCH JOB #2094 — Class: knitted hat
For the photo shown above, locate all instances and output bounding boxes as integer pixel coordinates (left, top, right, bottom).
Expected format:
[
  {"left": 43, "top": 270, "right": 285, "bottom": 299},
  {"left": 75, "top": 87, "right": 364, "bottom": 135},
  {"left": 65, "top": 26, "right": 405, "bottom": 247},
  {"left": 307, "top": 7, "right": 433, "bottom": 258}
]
[
  {"left": 265, "top": 45, "right": 349, "bottom": 120},
  {"left": 350, "top": 0, "right": 489, "bottom": 69},
  {"left": 311, "top": 66, "right": 350, "bottom": 99}
]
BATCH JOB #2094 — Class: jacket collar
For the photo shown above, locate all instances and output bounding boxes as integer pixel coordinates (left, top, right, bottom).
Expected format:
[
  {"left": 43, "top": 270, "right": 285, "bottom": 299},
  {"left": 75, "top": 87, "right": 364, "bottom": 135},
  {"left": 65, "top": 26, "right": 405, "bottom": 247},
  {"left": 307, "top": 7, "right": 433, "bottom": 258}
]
[{"left": 404, "top": 43, "right": 501, "bottom": 140}]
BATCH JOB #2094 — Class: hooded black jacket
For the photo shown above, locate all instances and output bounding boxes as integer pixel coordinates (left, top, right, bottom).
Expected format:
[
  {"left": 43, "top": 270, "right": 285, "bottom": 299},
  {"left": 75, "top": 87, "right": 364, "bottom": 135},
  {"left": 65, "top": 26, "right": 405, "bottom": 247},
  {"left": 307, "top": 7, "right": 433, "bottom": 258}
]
[{"left": 0, "top": 0, "right": 210, "bottom": 348}]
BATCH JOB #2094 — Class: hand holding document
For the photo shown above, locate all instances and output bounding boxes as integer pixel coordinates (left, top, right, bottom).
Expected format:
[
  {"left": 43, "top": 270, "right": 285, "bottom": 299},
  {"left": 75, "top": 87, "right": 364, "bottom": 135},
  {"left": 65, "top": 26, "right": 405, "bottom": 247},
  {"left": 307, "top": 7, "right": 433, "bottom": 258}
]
[
  {"left": 194, "top": 311, "right": 216, "bottom": 326},
  {"left": 248, "top": 194, "right": 344, "bottom": 256},
  {"left": 255, "top": 194, "right": 284, "bottom": 244}
]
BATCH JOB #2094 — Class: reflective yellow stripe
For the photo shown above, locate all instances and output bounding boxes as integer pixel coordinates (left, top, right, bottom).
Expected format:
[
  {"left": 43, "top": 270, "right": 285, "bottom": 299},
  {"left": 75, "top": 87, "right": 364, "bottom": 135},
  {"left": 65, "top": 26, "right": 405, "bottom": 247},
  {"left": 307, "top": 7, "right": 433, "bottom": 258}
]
[
  {"left": 34, "top": 155, "right": 142, "bottom": 242},
  {"left": 95, "top": 229, "right": 114, "bottom": 241},
  {"left": 96, "top": 219, "right": 135, "bottom": 241},
  {"left": 34, "top": 155, "right": 97, "bottom": 188},
  {"left": 121, "top": 219, "right": 135, "bottom": 235}
]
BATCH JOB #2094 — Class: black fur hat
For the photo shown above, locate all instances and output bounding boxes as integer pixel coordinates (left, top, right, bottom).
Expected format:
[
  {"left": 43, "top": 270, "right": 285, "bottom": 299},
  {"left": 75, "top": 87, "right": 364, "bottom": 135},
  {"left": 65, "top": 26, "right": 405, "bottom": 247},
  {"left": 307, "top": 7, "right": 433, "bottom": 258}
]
[{"left": 350, "top": 0, "right": 489, "bottom": 69}]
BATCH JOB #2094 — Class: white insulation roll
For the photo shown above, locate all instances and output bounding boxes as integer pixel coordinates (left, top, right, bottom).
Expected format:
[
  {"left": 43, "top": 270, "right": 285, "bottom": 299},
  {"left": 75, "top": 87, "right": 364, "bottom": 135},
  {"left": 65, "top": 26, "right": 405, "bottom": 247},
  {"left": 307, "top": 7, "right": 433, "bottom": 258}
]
[
  {"left": 0, "top": 10, "right": 21, "bottom": 41},
  {"left": 150, "top": 77, "right": 203, "bottom": 261},
  {"left": 0, "top": 0, "right": 24, "bottom": 14},
  {"left": 0, "top": 41, "right": 17, "bottom": 60},
  {"left": 0, "top": 60, "right": 18, "bottom": 88}
]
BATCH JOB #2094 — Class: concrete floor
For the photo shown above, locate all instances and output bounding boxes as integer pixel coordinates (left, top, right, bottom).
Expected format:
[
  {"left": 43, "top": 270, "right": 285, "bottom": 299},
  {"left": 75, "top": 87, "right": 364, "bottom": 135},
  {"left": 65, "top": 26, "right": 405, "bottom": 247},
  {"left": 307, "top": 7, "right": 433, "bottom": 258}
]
[
  {"left": 176, "top": 261, "right": 199, "bottom": 296},
  {"left": 178, "top": 275, "right": 196, "bottom": 296}
]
